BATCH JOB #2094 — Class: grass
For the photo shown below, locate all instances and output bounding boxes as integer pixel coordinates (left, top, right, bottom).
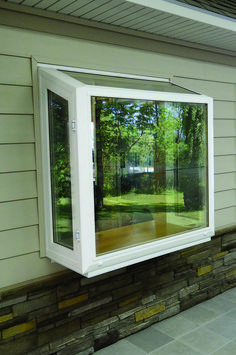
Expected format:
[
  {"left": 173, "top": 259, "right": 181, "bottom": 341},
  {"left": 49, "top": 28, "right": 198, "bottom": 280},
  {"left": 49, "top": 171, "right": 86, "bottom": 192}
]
[
  {"left": 96, "top": 190, "right": 206, "bottom": 231},
  {"left": 53, "top": 192, "right": 206, "bottom": 249},
  {"left": 55, "top": 198, "right": 73, "bottom": 248},
  {"left": 97, "top": 190, "right": 185, "bottom": 219}
]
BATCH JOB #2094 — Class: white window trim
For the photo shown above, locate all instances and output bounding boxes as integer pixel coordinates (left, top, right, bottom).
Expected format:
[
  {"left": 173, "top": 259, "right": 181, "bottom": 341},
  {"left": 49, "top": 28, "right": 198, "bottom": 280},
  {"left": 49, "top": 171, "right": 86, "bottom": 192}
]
[
  {"left": 38, "top": 65, "right": 214, "bottom": 278},
  {"left": 38, "top": 63, "right": 169, "bottom": 83}
]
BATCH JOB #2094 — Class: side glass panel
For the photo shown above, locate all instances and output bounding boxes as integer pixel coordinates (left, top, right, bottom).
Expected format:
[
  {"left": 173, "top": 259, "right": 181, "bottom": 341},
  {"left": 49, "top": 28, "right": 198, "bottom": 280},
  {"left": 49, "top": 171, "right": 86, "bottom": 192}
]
[
  {"left": 92, "top": 98, "right": 208, "bottom": 255},
  {"left": 48, "top": 90, "right": 73, "bottom": 249}
]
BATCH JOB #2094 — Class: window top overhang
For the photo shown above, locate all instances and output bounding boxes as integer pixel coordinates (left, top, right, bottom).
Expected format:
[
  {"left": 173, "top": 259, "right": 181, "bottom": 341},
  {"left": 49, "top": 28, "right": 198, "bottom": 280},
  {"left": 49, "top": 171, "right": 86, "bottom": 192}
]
[{"left": 64, "top": 70, "right": 196, "bottom": 95}]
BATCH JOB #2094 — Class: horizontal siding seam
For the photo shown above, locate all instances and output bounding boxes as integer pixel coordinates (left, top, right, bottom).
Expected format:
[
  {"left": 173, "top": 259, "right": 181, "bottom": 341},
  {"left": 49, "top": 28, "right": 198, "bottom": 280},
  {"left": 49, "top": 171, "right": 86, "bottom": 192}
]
[
  {"left": 214, "top": 136, "right": 236, "bottom": 139},
  {"left": 213, "top": 99, "right": 236, "bottom": 103},
  {"left": 0, "top": 224, "right": 39, "bottom": 234},
  {"left": 214, "top": 98, "right": 236, "bottom": 101},
  {"left": 0, "top": 113, "right": 34, "bottom": 116},
  {"left": 0, "top": 197, "right": 38, "bottom": 203},
  {"left": 214, "top": 172, "right": 236, "bottom": 175},
  {"left": 0, "top": 250, "right": 40, "bottom": 262},
  {"left": 0, "top": 196, "right": 38, "bottom": 204},
  {"left": 214, "top": 136, "right": 236, "bottom": 138},
  {"left": 174, "top": 76, "right": 236, "bottom": 85},
  {"left": 215, "top": 205, "right": 236, "bottom": 211},
  {"left": 0, "top": 169, "right": 37, "bottom": 174},
  {"left": 214, "top": 118, "right": 236, "bottom": 121},
  {"left": 214, "top": 154, "right": 236, "bottom": 157},
  {"left": 0, "top": 83, "right": 32, "bottom": 88},
  {"left": 0, "top": 53, "right": 31, "bottom": 59},
  {"left": 215, "top": 189, "right": 236, "bottom": 194},
  {"left": 0, "top": 170, "right": 36, "bottom": 175},
  {"left": 0, "top": 142, "right": 35, "bottom": 145},
  {"left": 0, "top": 112, "right": 34, "bottom": 115}
]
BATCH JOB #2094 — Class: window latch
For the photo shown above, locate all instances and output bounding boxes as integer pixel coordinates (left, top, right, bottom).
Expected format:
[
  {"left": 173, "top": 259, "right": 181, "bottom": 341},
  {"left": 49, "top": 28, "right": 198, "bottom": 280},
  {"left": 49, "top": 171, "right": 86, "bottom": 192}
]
[
  {"left": 75, "top": 230, "right": 80, "bottom": 242},
  {"left": 72, "top": 120, "right": 76, "bottom": 132}
]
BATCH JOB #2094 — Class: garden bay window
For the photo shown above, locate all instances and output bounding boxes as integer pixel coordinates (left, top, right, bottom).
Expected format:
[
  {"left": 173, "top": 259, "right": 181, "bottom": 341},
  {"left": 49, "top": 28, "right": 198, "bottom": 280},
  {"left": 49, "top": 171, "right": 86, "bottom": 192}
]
[{"left": 39, "top": 67, "right": 214, "bottom": 277}]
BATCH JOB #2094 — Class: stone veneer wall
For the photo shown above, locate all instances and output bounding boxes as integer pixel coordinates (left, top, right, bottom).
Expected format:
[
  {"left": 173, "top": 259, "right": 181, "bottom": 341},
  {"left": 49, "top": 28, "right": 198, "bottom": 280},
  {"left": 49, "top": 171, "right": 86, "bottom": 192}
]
[{"left": 1, "top": 228, "right": 236, "bottom": 355}]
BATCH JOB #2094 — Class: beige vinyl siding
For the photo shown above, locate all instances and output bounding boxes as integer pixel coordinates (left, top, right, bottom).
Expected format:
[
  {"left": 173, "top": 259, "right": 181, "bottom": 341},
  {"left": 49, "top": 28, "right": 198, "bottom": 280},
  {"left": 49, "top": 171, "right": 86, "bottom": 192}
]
[
  {"left": 214, "top": 172, "right": 236, "bottom": 192},
  {"left": 0, "top": 199, "right": 38, "bottom": 232},
  {"left": 0, "top": 115, "right": 34, "bottom": 143},
  {"left": 0, "top": 55, "right": 32, "bottom": 86},
  {"left": 0, "top": 172, "right": 38, "bottom": 256},
  {"left": 214, "top": 120, "right": 236, "bottom": 138},
  {"left": 0, "top": 86, "right": 33, "bottom": 114},
  {"left": 0, "top": 226, "right": 39, "bottom": 260},
  {"left": 215, "top": 155, "right": 236, "bottom": 174},
  {"left": 0, "top": 20, "right": 236, "bottom": 288},
  {"left": 170, "top": 79, "right": 236, "bottom": 101},
  {"left": 215, "top": 190, "right": 236, "bottom": 210},
  {"left": 214, "top": 98, "right": 236, "bottom": 229},
  {"left": 214, "top": 101, "right": 236, "bottom": 120},
  {"left": 0, "top": 172, "right": 37, "bottom": 202},
  {"left": 0, "top": 252, "right": 64, "bottom": 288},
  {"left": 215, "top": 207, "right": 236, "bottom": 228},
  {"left": 0, "top": 53, "right": 65, "bottom": 288},
  {"left": 0, "top": 144, "right": 36, "bottom": 173},
  {"left": 1, "top": 24, "right": 236, "bottom": 82},
  {"left": 214, "top": 137, "right": 236, "bottom": 156},
  {"left": 0, "top": 56, "right": 37, "bottom": 282}
]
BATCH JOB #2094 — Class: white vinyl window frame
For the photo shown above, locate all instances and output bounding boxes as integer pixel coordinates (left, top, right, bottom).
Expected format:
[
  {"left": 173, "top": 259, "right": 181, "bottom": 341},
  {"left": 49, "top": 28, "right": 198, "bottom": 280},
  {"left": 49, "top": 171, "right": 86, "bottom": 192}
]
[{"left": 38, "top": 66, "right": 214, "bottom": 277}]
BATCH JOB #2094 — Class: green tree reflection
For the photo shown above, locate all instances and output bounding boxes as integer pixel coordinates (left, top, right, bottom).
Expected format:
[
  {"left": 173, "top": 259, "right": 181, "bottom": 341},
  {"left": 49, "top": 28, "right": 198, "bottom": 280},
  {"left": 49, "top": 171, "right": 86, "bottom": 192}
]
[{"left": 93, "top": 98, "right": 207, "bottom": 214}]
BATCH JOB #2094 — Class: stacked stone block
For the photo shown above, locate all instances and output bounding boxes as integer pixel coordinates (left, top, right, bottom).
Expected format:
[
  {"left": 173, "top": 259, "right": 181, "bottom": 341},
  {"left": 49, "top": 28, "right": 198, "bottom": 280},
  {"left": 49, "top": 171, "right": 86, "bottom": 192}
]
[{"left": 0, "top": 228, "right": 236, "bottom": 355}]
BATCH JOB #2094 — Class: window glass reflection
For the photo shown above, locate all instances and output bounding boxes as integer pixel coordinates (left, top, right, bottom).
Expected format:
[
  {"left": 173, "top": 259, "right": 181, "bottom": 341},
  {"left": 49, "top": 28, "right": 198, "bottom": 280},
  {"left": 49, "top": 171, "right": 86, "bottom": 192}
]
[
  {"left": 48, "top": 90, "right": 73, "bottom": 249},
  {"left": 92, "top": 98, "right": 208, "bottom": 255}
]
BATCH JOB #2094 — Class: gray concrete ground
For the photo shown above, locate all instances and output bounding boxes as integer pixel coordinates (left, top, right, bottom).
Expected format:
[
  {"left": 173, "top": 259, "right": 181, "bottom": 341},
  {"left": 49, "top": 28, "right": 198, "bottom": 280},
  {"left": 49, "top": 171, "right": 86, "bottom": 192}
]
[{"left": 94, "top": 287, "right": 236, "bottom": 354}]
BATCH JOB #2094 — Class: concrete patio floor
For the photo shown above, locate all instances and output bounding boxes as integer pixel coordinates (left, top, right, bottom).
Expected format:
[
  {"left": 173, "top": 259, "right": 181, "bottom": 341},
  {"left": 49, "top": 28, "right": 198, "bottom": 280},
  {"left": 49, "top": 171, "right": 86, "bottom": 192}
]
[{"left": 94, "top": 287, "right": 236, "bottom": 355}]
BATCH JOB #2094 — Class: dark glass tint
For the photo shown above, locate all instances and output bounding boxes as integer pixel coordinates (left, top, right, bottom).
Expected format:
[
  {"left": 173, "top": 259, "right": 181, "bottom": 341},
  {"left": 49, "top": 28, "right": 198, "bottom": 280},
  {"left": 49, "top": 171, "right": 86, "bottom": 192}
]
[{"left": 48, "top": 90, "right": 73, "bottom": 249}]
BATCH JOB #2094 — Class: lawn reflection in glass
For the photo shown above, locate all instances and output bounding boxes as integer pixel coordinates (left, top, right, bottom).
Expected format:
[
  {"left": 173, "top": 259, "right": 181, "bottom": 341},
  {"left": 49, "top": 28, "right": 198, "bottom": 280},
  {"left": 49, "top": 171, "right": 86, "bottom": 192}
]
[{"left": 92, "top": 97, "right": 208, "bottom": 255}]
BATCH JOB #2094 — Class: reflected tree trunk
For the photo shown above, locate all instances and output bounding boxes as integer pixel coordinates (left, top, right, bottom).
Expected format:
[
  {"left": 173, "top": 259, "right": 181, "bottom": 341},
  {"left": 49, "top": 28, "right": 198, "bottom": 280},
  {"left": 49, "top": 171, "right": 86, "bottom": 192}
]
[
  {"left": 153, "top": 103, "right": 167, "bottom": 194},
  {"left": 153, "top": 133, "right": 159, "bottom": 193},
  {"left": 153, "top": 103, "right": 159, "bottom": 193},
  {"left": 182, "top": 105, "right": 205, "bottom": 210}
]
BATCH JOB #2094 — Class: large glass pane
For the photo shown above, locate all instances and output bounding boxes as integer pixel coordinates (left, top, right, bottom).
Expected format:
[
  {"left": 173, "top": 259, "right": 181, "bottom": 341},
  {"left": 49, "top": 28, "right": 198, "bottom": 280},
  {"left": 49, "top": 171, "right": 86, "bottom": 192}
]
[
  {"left": 48, "top": 90, "right": 73, "bottom": 249},
  {"left": 92, "top": 98, "right": 208, "bottom": 255}
]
